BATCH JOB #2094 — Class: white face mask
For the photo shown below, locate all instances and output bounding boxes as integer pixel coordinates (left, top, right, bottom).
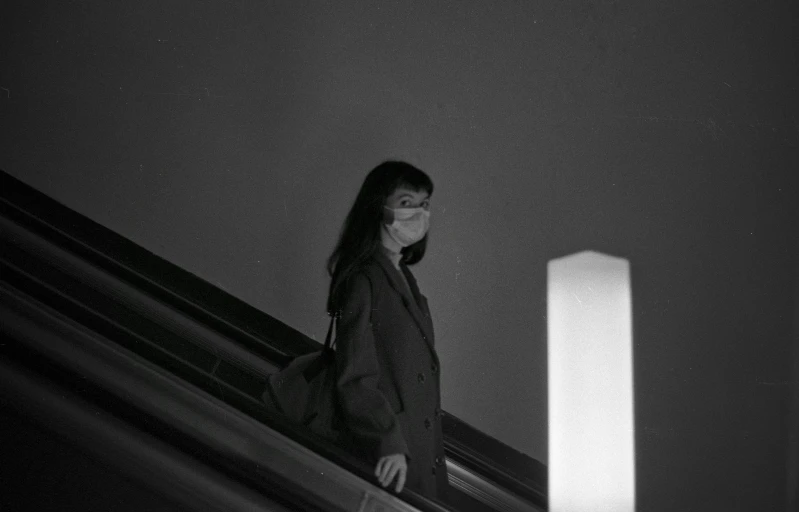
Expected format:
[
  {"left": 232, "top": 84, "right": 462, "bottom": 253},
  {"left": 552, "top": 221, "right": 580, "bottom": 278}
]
[{"left": 383, "top": 206, "right": 430, "bottom": 247}]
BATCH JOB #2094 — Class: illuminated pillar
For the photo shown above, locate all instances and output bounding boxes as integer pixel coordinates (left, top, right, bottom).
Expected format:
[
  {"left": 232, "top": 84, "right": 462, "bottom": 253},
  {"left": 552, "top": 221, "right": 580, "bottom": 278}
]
[{"left": 548, "top": 251, "right": 635, "bottom": 512}]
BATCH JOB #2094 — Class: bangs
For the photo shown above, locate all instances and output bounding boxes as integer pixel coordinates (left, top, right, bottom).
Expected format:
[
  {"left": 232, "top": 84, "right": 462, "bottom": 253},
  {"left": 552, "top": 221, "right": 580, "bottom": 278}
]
[{"left": 392, "top": 171, "right": 434, "bottom": 197}]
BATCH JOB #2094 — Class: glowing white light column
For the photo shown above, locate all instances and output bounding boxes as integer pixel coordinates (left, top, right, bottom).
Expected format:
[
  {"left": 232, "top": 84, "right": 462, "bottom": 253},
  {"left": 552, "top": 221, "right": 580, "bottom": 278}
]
[{"left": 548, "top": 251, "right": 635, "bottom": 512}]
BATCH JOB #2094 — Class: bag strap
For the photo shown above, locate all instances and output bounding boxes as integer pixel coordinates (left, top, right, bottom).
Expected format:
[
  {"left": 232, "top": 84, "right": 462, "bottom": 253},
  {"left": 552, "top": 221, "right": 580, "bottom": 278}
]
[
  {"left": 300, "top": 315, "right": 337, "bottom": 383},
  {"left": 323, "top": 314, "right": 336, "bottom": 350}
]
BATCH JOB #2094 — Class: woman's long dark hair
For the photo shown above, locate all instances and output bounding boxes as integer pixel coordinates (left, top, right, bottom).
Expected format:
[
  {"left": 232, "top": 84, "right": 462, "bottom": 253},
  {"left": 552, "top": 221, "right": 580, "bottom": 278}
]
[{"left": 326, "top": 161, "right": 434, "bottom": 316}]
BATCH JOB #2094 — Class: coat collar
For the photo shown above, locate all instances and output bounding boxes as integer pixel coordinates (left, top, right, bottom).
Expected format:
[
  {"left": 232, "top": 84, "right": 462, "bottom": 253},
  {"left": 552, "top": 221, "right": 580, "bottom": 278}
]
[{"left": 373, "top": 249, "right": 437, "bottom": 360}]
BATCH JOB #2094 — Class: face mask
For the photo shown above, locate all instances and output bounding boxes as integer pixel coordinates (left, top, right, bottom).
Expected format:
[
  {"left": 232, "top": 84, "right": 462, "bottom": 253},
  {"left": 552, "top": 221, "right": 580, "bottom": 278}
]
[{"left": 383, "top": 206, "right": 430, "bottom": 247}]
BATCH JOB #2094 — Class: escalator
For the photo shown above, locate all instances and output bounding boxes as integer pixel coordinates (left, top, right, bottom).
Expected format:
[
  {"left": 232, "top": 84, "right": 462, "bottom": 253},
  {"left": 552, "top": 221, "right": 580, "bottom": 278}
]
[{"left": 0, "top": 169, "right": 547, "bottom": 512}]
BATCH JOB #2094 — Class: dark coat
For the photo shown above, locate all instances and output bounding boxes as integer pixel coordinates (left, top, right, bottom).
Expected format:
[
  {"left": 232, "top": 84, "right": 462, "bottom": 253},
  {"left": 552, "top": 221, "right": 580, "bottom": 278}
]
[{"left": 333, "top": 249, "right": 448, "bottom": 500}]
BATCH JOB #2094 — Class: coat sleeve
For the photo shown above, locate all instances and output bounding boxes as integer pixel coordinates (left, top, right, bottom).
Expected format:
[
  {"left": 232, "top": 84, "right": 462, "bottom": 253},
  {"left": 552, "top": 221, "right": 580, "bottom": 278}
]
[{"left": 334, "top": 271, "right": 410, "bottom": 461}]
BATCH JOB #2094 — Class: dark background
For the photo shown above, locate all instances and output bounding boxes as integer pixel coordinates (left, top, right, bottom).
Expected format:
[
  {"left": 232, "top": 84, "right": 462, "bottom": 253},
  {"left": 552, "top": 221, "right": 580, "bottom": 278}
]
[{"left": 1, "top": 1, "right": 797, "bottom": 510}]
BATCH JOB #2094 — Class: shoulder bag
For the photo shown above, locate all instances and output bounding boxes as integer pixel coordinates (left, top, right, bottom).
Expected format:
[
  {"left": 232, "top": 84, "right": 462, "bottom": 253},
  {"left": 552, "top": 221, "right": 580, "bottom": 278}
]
[{"left": 261, "top": 315, "right": 339, "bottom": 440}]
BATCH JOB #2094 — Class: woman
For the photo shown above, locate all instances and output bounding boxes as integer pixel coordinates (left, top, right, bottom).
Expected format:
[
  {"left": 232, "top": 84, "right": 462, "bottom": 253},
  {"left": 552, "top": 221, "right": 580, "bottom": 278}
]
[{"left": 327, "top": 161, "right": 447, "bottom": 500}]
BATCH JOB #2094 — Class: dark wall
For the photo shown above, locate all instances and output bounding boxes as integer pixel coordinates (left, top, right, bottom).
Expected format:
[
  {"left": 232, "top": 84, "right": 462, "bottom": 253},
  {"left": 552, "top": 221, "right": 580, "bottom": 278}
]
[
  {"left": 789, "top": 267, "right": 799, "bottom": 512},
  {"left": 1, "top": 1, "right": 796, "bottom": 510}
]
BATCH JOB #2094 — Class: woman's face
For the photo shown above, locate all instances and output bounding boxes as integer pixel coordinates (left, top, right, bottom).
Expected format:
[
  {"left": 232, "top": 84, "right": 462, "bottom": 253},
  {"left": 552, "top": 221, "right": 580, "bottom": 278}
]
[{"left": 385, "top": 187, "right": 431, "bottom": 211}]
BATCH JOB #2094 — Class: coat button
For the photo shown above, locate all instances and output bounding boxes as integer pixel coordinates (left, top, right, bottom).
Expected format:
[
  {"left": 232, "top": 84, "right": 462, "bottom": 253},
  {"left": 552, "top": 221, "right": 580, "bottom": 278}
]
[
  {"left": 417, "top": 372, "right": 425, "bottom": 383},
  {"left": 435, "top": 455, "right": 445, "bottom": 467},
  {"left": 424, "top": 418, "right": 432, "bottom": 429},
  {"left": 431, "top": 363, "right": 438, "bottom": 374}
]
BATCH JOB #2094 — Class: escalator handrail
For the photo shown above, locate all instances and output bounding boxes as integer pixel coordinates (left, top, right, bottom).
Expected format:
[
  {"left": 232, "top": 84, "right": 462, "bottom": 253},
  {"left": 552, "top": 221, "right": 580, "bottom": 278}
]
[{"left": 0, "top": 284, "right": 452, "bottom": 512}]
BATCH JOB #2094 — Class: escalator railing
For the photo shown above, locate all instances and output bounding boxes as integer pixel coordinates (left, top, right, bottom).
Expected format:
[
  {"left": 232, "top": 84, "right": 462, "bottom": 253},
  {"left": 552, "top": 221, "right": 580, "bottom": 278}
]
[
  {"left": 0, "top": 284, "right": 443, "bottom": 512},
  {"left": 0, "top": 169, "right": 546, "bottom": 512}
]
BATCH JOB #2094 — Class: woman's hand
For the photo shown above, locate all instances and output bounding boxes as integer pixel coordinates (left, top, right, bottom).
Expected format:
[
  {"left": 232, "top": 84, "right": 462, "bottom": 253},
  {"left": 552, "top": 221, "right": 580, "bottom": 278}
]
[{"left": 375, "top": 453, "right": 407, "bottom": 492}]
